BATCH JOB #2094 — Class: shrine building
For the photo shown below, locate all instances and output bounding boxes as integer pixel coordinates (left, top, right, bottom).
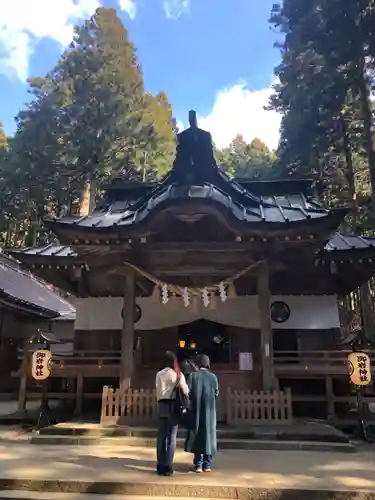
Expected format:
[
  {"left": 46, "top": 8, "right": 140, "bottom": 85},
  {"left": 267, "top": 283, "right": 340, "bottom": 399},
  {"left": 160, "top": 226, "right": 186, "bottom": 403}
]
[{"left": 10, "top": 111, "right": 375, "bottom": 424}]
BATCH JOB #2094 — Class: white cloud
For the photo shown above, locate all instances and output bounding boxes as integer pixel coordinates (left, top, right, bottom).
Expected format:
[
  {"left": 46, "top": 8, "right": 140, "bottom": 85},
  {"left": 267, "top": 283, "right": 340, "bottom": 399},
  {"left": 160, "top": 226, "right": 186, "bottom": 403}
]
[
  {"left": 0, "top": 0, "right": 190, "bottom": 80},
  {"left": 0, "top": 0, "right": 100, "bottom": 81},
  {"left": 176, "top": 120, "right": 185, "bottom": 133},
  {"left": 119, "top": 0, "right": 137, "bottom": 19},
  {"left": 163, "top": 0, "right": 189, "bottom": 19},
  {"left": 196, "top": 83, "right": 282, "bottom": 151}
]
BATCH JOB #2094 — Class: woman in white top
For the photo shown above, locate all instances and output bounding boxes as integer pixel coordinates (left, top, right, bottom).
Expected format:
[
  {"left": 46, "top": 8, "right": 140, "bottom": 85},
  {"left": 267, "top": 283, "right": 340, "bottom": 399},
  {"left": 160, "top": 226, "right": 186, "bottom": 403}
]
[{"left": 155, "top": 350, "right": 189, "bottom": 476}]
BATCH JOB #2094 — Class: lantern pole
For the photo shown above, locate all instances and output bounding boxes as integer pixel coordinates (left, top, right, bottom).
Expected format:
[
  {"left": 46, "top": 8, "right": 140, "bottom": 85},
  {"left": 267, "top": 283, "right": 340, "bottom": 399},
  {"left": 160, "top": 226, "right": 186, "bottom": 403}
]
[
  {"left": 33, "top": 340, "right": 52, "bottom": 433},
  {"left": 355, "top": 388, "right": 368, "bottom": 442},
  {"left": 348, "top": 334, "right": 373, "bottom": 443}
]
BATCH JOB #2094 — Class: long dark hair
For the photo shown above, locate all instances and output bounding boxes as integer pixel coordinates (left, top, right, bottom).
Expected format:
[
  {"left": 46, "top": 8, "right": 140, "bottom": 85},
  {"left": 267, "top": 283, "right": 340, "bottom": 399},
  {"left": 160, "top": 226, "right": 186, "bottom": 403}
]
[{"left": 164, "top": 350, "right": 181, "bottom": 376}]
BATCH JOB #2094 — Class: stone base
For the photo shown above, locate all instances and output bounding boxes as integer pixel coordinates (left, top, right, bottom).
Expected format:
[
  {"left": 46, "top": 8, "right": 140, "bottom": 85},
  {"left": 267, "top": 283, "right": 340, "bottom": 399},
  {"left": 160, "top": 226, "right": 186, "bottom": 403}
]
[
  {"left": 29, "top": 420, "right": 356, "bottom": 452},
  {"left": 0, "top": 480, "right": 374, "bottom": 499}
]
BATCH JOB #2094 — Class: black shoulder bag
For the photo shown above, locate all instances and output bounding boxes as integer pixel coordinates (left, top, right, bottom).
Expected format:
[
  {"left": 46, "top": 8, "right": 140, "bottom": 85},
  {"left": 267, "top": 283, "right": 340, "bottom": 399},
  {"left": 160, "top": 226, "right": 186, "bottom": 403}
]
[{"left": 171, "top": 375, "right": 190, "bottom": 424}]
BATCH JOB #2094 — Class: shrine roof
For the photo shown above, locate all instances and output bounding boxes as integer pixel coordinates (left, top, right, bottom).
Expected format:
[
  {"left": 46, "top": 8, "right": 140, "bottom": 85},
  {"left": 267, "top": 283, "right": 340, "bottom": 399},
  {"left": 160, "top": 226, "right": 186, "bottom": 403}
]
[
  {"left": 103, "top": 176, "right": 317, "bottom": 198},
  {"left": 0, "top": 253, "right": 76, "bottom": 318},
  {"left": 12, "top": 233, "right": 375, "bottom": 259},
  {"left": 98, "top": 189, "right": 323, "bottom": 218},
  {"left": 46, "top": 111, "right": 345, "bottom": 238},
  {"left": 49, "top": 183, "right": 339, "bottom": 232},
  {"left": 324, "top": 233, "right": 375, "bottom": 253}
]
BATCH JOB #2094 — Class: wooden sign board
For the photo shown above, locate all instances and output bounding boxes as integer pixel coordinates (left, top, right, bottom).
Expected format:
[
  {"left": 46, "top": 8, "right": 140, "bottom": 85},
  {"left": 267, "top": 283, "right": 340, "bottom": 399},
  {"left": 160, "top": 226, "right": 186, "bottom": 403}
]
[
  {"left": 239, "top": 352, "right": 253, "bottom": 371},
  {"left": 31, "top": 349, "right": 52, "bottom": 381}
]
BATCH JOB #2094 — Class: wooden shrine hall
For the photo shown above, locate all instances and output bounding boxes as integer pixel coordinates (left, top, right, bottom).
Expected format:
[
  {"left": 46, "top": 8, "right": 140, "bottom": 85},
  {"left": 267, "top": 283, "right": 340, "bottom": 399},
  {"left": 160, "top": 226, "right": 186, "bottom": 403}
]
[{"left": 9, "top": 111, "right": 375, "bottom": 425}]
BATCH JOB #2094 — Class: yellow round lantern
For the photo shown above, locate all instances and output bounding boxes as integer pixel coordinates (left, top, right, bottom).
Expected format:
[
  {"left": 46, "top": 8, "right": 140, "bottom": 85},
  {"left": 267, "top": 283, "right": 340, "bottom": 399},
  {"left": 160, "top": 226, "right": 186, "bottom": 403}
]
[
  {"left": 347, "top": 352, "right": 372, "bottom": 386},
  {"left": 31, "top": 349, "right": 52, "bottom": 381}
]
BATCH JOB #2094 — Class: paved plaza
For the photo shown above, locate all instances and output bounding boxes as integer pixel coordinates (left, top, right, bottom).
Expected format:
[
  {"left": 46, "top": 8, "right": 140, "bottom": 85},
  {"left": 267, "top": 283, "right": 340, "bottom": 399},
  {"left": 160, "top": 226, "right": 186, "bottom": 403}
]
[{"left": 0, "top": 441, "right": 374, "bottom": 495}]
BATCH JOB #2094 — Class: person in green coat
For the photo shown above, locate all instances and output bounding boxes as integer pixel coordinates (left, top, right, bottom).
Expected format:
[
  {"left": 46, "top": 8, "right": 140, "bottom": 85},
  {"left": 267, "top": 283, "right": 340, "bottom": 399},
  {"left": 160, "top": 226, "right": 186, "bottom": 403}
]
[{"left": 184, "top": 354, "right": 219, "bottom": 473}]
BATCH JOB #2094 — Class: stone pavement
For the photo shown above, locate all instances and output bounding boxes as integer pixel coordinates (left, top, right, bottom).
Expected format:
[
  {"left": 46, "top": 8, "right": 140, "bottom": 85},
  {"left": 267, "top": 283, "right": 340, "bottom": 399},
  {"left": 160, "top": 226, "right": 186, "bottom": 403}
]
[
  {"left": 6, "top": 494, "right": 234, "bottom": 500},
  {"left": 0, "top": 398, "right": 62, "bottom": 417},
  {"left": 0, "top": 441, "right": 374, "bottom": 497}
]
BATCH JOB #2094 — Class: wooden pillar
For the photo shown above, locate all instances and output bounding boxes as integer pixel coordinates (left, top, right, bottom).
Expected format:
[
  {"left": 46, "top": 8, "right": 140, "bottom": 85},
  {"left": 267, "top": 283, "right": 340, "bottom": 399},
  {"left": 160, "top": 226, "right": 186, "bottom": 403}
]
[
  {"left": 325, "top": 375, "right": 335, "bottom": 421},
  {"left": 17, "top": 351, "right": 28, "bottom": 413},
  {"left": 75, "top": 372, "right": 83, "bottom": 416},
  {"left": 120, "top": 267, "right": 135, "bottom": 390},
  {"left": 17, "top": 372, "right": 27, "bottom": 413},
  {"left": 257, "top": 261, "right": 275, "bottom": 390}
]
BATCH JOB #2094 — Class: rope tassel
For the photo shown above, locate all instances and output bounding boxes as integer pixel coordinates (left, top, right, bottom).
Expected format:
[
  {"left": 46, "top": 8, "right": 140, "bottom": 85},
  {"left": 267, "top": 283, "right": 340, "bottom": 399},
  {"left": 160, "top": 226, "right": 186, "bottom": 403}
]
[{"left": 120, "top": 260, "right": 263, "bottom": 307}]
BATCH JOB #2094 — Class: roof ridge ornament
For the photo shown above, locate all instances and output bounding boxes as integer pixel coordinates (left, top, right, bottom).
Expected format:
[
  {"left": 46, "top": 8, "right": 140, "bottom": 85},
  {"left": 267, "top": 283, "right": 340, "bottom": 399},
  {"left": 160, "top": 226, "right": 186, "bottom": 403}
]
[{"left": 189, "top": 110, "right": 198, "bottom": 128}]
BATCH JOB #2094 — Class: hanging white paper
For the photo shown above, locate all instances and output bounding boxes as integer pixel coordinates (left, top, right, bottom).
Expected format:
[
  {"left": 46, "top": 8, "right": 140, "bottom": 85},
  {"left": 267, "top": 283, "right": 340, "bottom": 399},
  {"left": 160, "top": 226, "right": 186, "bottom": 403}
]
[{"left": 239, "top": 352, "right": 253, "bottom": 371}]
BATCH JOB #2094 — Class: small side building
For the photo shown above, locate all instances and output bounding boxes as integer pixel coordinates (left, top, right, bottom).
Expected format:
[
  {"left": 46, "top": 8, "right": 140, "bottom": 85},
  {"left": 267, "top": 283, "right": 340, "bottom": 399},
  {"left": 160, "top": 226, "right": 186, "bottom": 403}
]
[{"left": 0, "top": 252, "right": 76, "bottom": 395}]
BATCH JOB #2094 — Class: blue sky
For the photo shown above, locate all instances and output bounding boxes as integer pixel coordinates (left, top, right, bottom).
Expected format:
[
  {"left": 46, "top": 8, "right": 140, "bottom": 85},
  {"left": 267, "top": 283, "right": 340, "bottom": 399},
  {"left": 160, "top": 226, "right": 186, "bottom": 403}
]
[{"left": 0, "top": 0, "right": 282, "bottom": 149}]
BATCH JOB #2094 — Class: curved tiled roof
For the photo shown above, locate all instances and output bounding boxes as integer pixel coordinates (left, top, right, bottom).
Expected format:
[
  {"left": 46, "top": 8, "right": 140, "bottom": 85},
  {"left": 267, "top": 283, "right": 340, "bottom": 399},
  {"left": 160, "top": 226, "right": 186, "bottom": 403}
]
[
  {"left": 48, "top": 182, "right": 344, "bottom": 235},
  {"left": 46, "top": 116, "right": 346, "bottom": 238},
  {"left": 324, "top": 233, "right": 375, "bottom": 252}
]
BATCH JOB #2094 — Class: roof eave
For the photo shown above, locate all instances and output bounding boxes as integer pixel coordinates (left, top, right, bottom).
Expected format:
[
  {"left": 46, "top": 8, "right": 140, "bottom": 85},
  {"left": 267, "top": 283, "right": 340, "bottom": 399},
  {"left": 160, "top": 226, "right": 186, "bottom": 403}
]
[
  {"left": 0, "top": 291, "right": 60, "bottom": 319},
  {"left": 321, "top": 247, "right": 375, "bottom": 260},
  {"left": 44, "top": 206, "right": 346, "bottom": 244}
]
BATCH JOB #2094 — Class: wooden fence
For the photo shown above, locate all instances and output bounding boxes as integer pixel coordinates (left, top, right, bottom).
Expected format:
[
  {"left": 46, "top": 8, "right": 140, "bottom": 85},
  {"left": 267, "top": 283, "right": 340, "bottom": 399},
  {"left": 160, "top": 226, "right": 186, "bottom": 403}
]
[
  {"left": 100, "top": 386, "right": 293, "bottom": 426},
  {"left": 101, "top": 386, "right": 157, "bottom": 425},
  {"left": 226, "top": 388, "right": 293, "bottom": 425}
]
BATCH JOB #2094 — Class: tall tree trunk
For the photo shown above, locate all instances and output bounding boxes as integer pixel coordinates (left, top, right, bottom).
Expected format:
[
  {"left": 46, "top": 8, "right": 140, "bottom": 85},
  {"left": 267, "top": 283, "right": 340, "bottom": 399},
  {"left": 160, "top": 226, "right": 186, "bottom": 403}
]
[
  {"left": 360, "top": 281, "right": 374, "bottom": 340},
  {"left": 79, "top": 173, "right": 97, "bottom": 217},
  {"left": 5, "top": 220, "right": 12, "bottom": 248},
  {"left": 354, "top": 65, "right": 375, "bottom": 337},
  {"left": 357, "top": 61, "right": 375, "bottom": 213},
  {"left": 24, "top": 209, "right": 38, "bottom": 247},
  {"left": 80, "top": 173, "right": 92, "bottom": 216},
  {"left": 340, "top": 112, "right": 358, "bottom": 229}
]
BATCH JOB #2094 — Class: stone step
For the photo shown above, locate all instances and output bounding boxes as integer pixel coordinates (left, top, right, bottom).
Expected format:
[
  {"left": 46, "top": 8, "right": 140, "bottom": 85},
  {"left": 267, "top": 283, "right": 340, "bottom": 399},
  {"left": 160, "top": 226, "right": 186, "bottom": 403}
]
[
  {"left": 29, "top": 434, "right": 356, "bottom": 452},
  {"left": 0, "top": 482, "right": 371, "bottom": 499},
  {"left": 39, "top": 423, "right": 351, "bottom": 443}
]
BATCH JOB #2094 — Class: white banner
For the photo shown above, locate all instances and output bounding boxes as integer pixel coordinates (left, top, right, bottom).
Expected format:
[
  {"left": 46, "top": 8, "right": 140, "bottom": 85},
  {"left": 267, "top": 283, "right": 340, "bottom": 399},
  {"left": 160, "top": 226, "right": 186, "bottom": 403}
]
[{"left": 75, "top": 295, "right": 340, "bottom": 331}]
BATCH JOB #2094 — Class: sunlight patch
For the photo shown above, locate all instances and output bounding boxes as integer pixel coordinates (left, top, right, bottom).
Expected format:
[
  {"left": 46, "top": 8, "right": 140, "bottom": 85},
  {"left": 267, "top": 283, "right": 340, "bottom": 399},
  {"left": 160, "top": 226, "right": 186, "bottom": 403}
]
[{"left": 163, "top": 0, "right": 190, "bottom": 19}]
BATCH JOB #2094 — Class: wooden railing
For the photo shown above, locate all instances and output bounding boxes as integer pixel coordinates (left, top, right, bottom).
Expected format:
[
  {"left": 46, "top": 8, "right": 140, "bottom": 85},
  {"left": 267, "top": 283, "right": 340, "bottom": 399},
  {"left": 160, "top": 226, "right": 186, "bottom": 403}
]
[
  {"left": 273, "top": 349, "right": 375, "bottom": 375},
  {"left": 19, "top": 348, "right": 375, "bottom": 369},
  {"left": 51, "top": 350, "right": 121, "bottom": 369},
  {"left": 16, "top": 350, "right": 121, "bottom": 375},
  {"left": 16, "top": 347, "right": 375, "bottom": 379}
]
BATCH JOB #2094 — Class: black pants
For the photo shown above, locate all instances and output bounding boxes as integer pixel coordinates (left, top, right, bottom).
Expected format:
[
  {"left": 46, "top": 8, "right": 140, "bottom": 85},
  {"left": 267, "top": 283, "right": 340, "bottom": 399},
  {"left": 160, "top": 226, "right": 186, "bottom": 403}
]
[{"left": 156, "top": 417, "right": 178, "bottom": 472}]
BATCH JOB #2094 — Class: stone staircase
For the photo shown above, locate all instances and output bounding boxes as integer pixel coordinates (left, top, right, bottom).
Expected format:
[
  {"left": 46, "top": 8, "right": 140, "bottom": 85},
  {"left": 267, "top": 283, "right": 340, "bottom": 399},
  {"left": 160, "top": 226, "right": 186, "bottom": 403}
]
[{"left": 29, "top": 420, "right": 356, "bottom": 452}]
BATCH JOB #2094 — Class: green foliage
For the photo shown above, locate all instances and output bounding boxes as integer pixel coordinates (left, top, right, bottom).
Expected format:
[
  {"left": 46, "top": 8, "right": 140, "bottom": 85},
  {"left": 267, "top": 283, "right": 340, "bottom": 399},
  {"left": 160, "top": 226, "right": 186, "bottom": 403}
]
[
  {"left": 0, "top": 122, "right": 7, "bottom": 150},
  {"left": 216, "top": 134, "right": 280, "bottom": 179},
  {"left": 3, "top": 7, "right": 177, "bottom": 247},
  {"left": 269, "top": 0, "right": 375, "bottom": 233}
]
